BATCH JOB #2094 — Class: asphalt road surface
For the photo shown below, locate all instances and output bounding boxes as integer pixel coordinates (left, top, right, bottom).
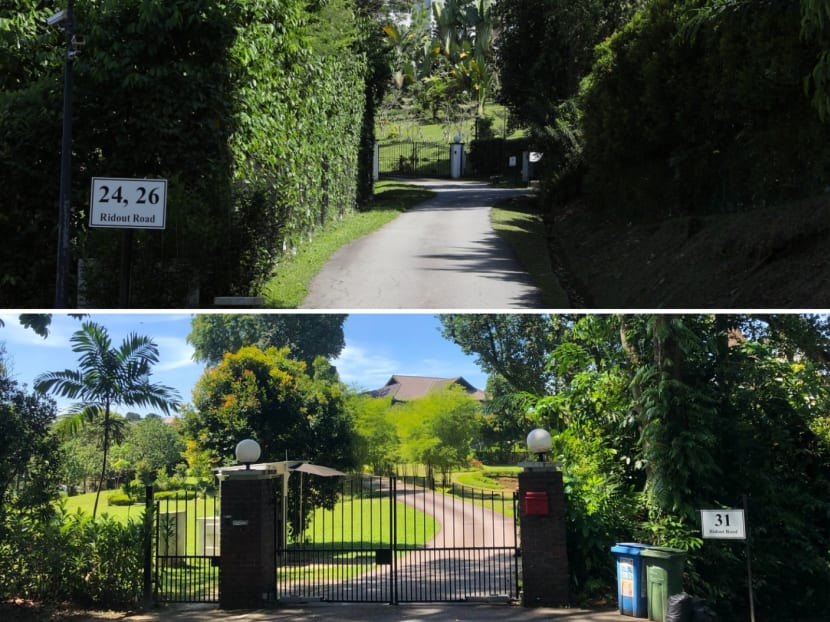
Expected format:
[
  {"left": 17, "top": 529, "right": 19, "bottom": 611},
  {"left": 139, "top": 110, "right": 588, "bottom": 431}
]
[{"left": 302, "top": 179, "right": 542, "bottom": 309}]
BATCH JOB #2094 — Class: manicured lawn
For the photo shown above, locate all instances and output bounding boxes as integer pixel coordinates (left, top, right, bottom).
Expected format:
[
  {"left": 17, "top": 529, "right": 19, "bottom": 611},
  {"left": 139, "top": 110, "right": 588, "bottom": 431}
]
[
  {"left": 301, "top": 495, "right": 438, "bottom": 549},
  {"left": 260, "top": 180, "right": 434, "bottom": 308},
  {"left": 377, "top": 103, "right": 524, "bottom": 144},
  {"left": 60, "top": 490, "right": 149, "bottom": 523}
]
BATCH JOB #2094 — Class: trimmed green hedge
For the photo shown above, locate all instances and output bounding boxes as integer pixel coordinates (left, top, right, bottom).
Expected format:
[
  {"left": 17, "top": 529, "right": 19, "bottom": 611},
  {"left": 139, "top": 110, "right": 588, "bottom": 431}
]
[{"left": 0, "top": 0, "right": 370, "bottom": 306}]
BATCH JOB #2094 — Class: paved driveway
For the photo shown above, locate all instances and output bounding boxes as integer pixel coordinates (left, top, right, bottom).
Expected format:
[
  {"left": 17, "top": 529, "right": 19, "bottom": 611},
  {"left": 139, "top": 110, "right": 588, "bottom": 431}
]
[
  {"left": 302, "top": 179, "right": 542, "bottom": 309},
  {"left": 121, "top": 602, "right": 625, "bottom": 622}
]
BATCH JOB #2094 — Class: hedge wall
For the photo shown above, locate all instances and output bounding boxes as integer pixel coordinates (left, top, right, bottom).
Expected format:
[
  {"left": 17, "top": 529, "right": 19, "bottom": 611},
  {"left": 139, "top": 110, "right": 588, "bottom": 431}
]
[
  {"left": 0, "top": 0, "right": 368, "bottom": 306},
  {"left": 578, "top": 0, "right": 830, "bottom": 220}
]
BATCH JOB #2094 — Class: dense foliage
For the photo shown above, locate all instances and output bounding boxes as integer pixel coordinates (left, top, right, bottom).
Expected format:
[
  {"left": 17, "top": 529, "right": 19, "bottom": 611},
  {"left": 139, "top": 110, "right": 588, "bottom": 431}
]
[
  {"left": 496, "top": 0, "right": 830, "bottom": 223},
  {"left": 444, "top": 314, "right": 830, "bottom": 620},
  {"left": 0, "top": 346, "right": 144, "bottom": 607},
  {"left": 352, "top": 385, "right": 483, "bottom": 477},
  {"left": 381, "top": 0, "right": 496, "bottom": 129},
  {"left": 184, "top": 345, "right": 357, "bottom": 469},
  {"left": 580, "top": 0, "right": 830, "bottom": 218},
  {"left": 494, "top": 0, "right": 644, "bottom": 130},
  {"left": 0, "top": 505, "right": 145, "bottom": 607},
  {"left": 0, "top": 349, "right": 61, "bottom": 538},
  {"left": 0, "top": 0, "right": 371, "bottom": 306},
  {"left": 187, "top": 313, "right": 347, "bottom": 366}
]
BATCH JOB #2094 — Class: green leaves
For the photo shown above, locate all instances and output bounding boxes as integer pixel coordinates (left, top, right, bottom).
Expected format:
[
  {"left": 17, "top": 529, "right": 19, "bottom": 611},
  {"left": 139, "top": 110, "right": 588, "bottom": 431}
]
[{"left": 2, "top": 0, "right": 369, "bottom": 305}]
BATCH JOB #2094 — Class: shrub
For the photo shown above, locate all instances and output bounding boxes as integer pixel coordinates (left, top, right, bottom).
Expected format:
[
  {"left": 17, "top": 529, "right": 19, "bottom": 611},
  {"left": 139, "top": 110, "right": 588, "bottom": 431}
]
[
  {"left": 153, "top": 489, "right": 196, "bottom": 501},
  {"left": 0, "top": 506, "right": 144, "bottom": 607},
  {"left": 106, "top": 493, "right": 135, "bottom": 507}
]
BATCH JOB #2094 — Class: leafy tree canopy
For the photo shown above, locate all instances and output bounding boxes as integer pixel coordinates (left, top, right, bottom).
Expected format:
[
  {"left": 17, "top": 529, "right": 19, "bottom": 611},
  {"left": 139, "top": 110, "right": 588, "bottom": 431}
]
[
  {"left": 188, "top": 314, "right": 347, "bottom": 367},
  {"left": 0, "top": 346, "right": 61, "bottom": 536},
  {"left": 35, "top": 321, "right": 180, "bottom": 518},
  {"left": 185, "top": 345, "right": 356, "bottom": 471}
]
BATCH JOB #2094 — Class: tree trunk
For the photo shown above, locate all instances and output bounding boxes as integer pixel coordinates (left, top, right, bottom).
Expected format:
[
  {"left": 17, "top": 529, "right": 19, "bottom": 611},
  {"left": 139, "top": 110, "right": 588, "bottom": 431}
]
[{"left": 92, "top": 403, "right": 111, "bottom": 520}]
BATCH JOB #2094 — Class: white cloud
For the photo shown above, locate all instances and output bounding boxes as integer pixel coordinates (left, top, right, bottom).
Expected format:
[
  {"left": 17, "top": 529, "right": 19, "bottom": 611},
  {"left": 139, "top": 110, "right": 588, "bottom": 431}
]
[
  {"left": 154, "top": 335, "right": 197, "bottom": 372},
  {"left": 333, "top": 344, "right": 400, "bottom": 390}
]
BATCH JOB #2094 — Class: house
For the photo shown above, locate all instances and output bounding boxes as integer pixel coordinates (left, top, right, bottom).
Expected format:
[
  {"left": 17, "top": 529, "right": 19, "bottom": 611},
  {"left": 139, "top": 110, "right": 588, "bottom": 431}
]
[{"left": 366, "top": 374, "right": 485, "bottom": 403}]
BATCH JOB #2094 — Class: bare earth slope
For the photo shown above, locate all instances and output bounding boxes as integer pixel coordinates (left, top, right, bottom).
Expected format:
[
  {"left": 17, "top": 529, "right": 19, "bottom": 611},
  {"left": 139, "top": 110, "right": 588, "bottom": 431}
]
[{"left": 549, "top": 195, "right": 830, "bottom": 308}]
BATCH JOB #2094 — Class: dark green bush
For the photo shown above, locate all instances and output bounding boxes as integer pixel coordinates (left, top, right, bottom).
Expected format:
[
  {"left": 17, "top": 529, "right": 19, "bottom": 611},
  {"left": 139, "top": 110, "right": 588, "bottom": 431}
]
[
  {"left": 153, "top": 489, "right": 197, "bottom": 501},
  {"left": 578, "top": 0, "right": 830, "bottom": 220},
  {"left": 106, "top": 493, "right": 134, "bottom": 507}
]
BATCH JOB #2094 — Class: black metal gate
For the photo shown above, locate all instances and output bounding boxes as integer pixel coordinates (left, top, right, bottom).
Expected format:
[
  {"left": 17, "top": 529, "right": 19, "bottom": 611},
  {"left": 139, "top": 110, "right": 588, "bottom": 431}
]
[
  {"left": 154, "top": 491, "right": 221, "bottom": 603},
  {"left": 152, "top": 473, "right": 519, "bottom": 605},
  {"left": 378, "top": 140, "right": 451, "bottom": 178},
  {"left": 275, "top": 473, "right": 519, "bottom": 604}
]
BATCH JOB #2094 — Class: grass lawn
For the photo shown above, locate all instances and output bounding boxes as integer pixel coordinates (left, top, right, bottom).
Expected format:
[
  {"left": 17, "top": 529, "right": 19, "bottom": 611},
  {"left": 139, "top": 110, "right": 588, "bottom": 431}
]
[
  {"left": 260, "top": 180, "right": 434, "bottom": 307},
  {"left": 60, "top": 490, "right": 149, "bottom": 523},
  {"left": 377, "top": 103, "right": 524, "bottom": 145},
  {"left": 301, "top": 496, "right": 437, "bottom": 549},
  {"left": 490, "top": 194, "right": 570, "bottom": 307}
]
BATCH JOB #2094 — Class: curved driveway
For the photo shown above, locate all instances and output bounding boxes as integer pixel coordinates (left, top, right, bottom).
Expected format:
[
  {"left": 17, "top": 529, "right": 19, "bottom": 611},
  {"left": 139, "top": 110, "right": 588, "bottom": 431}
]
[{"left": 302, "top": 179, "right": 542, "bottom": 309}]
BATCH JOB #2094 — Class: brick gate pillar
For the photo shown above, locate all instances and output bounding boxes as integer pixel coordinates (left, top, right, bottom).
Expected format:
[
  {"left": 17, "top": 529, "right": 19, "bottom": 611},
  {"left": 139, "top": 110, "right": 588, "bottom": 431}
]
[
  {"left": 518, "top": 463, "right": 570, "bottom": 607},
  {"left": 218, "top": 473, "right": 276, "bottom": 608}
]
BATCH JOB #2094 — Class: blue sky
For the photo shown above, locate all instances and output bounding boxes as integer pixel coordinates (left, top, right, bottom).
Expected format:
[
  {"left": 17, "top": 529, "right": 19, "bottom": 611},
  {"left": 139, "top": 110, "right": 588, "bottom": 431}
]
[{"left": 0, "top": 313, "right": 488, "bottom": 416}]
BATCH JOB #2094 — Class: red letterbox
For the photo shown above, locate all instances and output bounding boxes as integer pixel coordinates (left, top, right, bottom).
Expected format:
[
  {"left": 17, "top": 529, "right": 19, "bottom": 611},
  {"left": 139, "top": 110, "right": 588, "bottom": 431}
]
[{"left": 523, "top": 491, "right": 549, "bottom": 516}]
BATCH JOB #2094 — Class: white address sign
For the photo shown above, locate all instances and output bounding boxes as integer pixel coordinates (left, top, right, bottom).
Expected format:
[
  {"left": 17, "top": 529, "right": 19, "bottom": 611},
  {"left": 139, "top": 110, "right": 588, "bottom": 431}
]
[
  {"left": 700, "top": 509, "right": 746, "bottom": 540},
  {"left": 90, "top": 177, "right": 167, "bottom": 230}
]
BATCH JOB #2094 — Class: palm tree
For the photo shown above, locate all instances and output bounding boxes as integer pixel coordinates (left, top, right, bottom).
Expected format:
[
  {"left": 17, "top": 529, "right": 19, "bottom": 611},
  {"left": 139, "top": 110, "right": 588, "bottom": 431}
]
[{"left": 35, "top": 321, "right": 181, "bottom": 519}]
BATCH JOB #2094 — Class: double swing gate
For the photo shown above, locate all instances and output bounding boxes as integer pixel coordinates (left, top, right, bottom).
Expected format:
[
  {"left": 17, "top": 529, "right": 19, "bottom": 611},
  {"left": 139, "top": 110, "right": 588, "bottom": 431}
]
[
  {"left": 377, "top": 140, "right": 452, "bottom": 178},
  {"left": 153, "top": 473, "right": 519, "bottom": 605}
]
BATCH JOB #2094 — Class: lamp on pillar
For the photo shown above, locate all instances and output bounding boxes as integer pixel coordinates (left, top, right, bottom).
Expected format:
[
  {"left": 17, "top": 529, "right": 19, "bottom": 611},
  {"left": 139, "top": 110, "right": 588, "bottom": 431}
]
[
  {"left": 526, "top": 428, "right": 552, "bottom": 462},
  {"left": 235, "top": 439, "right": 261, "bottom": 470}
]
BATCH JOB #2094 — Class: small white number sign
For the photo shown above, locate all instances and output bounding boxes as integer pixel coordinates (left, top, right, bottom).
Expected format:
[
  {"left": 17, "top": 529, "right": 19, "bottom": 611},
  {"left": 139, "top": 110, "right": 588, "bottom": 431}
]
[
  {"left": 90, "top": 177, "right": 167, "bottom": 230},
  {"left": 700, "top": 509, "right": 746, "bottom": 540}
]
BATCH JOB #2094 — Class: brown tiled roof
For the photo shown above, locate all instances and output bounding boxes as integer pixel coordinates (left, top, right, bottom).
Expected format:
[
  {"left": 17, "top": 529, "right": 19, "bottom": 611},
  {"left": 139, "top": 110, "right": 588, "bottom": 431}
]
[{"left": 366, "top": 375, "right": 485, "bottom": 402}]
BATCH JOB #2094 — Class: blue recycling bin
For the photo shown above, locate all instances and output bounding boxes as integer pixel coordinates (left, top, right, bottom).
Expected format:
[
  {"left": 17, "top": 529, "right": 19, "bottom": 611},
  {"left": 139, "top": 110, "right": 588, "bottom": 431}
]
[{"left": 611, "top": 543, "right": 651, "bottom": 617}]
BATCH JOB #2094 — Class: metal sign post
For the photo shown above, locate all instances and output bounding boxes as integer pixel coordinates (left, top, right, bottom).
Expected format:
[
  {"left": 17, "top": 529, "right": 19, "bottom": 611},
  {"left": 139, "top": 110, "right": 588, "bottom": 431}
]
[{"left": 700, "top": 498, "right": 755, "bottom": 622}]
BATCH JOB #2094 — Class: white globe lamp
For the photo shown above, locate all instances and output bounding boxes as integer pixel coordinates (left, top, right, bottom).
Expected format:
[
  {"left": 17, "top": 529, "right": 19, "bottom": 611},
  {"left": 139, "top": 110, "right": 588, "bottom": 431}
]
[
  {"left": 235, "top": 438, "right": 261, "bottom": 469},
  {"left": 526, "top": 428, "right": 552, "bottom": 461}
]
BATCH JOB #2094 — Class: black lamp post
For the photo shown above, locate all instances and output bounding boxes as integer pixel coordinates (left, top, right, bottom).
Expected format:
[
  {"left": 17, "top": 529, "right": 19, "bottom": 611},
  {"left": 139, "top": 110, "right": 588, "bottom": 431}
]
[{"left": 53, "top": 0, "right": 75, "bottom": 308}]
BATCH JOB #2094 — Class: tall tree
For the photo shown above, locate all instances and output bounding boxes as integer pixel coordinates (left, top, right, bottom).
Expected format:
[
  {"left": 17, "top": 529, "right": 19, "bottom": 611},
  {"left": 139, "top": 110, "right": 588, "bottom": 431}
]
[
  {"left": 494, "top": 0, "right": 644, "bottom": 129},
  {"left": 0, "top": 346, "right": 61, "bottom": 534},
  {"left": 188, "top": 314, "right": 347, "bottom": 367},
  {"left": 395, "top": 384, "right": 482, "bottom": 477},
  {"left": 439, "top": 313, "right": 572, "bottom": 395},
  {"left": 35, "top": 322, "right": 180, "bottom": 519},
  {"left": 185, "top": 346, "right": 356, "bottom": 470}
]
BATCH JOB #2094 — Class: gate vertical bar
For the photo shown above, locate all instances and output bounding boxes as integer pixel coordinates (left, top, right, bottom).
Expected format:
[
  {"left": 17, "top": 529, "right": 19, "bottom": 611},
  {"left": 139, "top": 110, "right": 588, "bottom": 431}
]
[
  {"left": 153, "top": 498, "right": 161, "bottom": 602},
  {"left": 513, "top": 491, "right": 520, "bottom": 600},
  {"left": 391, "top": 474, "right": 398, "bottom": 605},
  {"left": 143, "top": 485, "right": 154, "bottom": 606}
]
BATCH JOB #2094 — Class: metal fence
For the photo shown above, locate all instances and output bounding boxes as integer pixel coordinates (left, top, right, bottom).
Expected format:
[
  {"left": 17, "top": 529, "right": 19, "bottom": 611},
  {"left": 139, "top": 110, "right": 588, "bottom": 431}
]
[
  {"left": 152, "top": 473, "right": 519, "bottom": 605},
  {"left": 378, "top": 141, "right": 451, "bottom": 178},
  {"left": 154, "top": 491, "right": 220, "bottom": 603}
]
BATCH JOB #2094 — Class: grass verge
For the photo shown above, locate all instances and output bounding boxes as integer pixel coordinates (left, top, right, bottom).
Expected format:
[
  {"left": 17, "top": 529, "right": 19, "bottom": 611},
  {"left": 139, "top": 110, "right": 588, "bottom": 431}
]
[
  {"left": 490, "top": 195, "right": 570, "bottom": 307},
  {"left": 261, "top": 181, "right": 435, "bottom": 308}
]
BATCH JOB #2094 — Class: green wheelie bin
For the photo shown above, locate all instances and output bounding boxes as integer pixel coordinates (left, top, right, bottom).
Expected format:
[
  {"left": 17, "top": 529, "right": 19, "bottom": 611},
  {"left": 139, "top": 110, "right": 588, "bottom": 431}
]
[{"left": 640, "top": 546, "right": 687, "bottom": 622}]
